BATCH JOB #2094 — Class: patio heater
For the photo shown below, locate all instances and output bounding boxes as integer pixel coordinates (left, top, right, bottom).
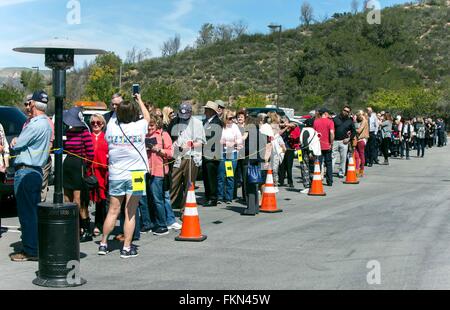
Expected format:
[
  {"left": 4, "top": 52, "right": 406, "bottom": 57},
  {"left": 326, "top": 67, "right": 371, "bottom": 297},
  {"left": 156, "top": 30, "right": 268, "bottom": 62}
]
[{"left": 13, "top": 38, "right": 106, "bottom": 287}]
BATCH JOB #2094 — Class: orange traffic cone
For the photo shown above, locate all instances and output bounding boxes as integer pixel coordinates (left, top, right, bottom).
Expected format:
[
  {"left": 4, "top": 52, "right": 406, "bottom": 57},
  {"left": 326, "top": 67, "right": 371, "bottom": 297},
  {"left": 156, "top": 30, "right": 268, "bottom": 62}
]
[
  {"left": 175, "top": 184, "right": 207, "bottom": 242},
  {"left": 260, "top": 170, "right": 283, "bottom": 213},
  {"left": 343, "top": 153, "right": 360, "bottom": 185},
  {"left": 308, "top": 160, "right": 326, "bottom": 196}
]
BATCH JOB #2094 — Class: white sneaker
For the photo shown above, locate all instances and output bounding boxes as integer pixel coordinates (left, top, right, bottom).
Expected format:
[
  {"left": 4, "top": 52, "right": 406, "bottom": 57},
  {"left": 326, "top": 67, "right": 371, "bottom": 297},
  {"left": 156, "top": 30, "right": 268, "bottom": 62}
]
[
  {"left": 274, "top": 187, "right": 279, "bottom": 193},
  {"left": 300, "top": 188, "right": 309, "bottom": 194},
  {"left": 168, "top": 222, "right": 182, "bottom": 230}
]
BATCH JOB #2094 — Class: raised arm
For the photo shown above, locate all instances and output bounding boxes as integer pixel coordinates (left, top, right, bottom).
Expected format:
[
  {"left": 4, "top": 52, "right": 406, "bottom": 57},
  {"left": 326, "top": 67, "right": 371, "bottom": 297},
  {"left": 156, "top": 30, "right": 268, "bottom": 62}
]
[{"left": 135, "top": 93, "right": 150, "bottom": 123}]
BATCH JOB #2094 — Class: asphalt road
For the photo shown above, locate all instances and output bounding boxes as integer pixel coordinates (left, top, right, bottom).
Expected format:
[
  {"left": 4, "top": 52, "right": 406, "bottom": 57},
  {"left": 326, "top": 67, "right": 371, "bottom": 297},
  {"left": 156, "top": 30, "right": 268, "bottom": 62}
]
[{"left": 1, "top": 145, "right": 449, "bottom": 290}]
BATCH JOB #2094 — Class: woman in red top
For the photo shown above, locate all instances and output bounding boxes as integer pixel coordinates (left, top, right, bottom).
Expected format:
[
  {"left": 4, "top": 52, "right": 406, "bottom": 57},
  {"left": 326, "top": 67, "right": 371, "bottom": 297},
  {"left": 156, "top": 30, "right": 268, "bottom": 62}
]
[{"left": 88, "top": 114, "right": 109, "bottom": 236}]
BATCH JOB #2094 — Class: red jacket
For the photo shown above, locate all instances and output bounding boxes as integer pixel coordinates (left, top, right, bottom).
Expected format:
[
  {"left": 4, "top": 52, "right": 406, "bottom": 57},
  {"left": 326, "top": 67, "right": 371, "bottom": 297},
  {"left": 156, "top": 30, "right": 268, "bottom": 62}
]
[{"left": 88, "top": 131, "right": 108, "bottom": 202}]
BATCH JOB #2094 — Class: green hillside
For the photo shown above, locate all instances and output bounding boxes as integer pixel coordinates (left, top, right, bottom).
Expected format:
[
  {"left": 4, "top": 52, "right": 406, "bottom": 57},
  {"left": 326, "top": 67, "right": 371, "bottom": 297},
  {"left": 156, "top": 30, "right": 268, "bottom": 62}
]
[{"left": 68, "top": 1, "right": 449, "bottom": 115}]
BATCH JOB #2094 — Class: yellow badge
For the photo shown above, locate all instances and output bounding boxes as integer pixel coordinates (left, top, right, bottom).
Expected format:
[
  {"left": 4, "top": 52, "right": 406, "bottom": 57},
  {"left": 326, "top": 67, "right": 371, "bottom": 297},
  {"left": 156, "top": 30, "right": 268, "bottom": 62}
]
[
  {"left": 297, "top": 150, "right": 303, "bottom": 163},
  {"left": 225, "top": 161, "right": 234, "bottom": 177},
  {"left": 131, "top": 171, "right": 146, "bottom": 192}
]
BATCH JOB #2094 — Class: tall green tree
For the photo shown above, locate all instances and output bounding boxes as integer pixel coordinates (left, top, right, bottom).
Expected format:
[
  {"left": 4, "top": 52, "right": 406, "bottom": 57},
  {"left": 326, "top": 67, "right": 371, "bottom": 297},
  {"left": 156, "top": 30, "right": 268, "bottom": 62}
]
[
  {"left": 141, "top": 81, "right": 182, "bottom": 108},
  {"left": 85, "top": 52, "right": 122, "bottom": 103}
]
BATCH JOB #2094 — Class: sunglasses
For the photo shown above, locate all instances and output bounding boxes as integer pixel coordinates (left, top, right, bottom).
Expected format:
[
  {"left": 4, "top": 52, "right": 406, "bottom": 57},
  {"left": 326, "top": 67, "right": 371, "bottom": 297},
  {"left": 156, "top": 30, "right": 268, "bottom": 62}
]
[
  {"left": 343, "top": 110, "right": 351, "bottom": 113},
  {"left": 24, "top": 101, "right": 31, "bottom": 107},
  {"left": 91, "top": 121, "right": 103, "bottom": 126}
]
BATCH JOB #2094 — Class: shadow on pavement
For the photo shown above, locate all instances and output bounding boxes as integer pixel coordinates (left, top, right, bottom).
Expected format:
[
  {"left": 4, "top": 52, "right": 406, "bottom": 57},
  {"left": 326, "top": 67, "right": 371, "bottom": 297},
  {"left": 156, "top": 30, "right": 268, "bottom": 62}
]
[{"left": 223, "top": 206, "right": 246, "bottom": 214}]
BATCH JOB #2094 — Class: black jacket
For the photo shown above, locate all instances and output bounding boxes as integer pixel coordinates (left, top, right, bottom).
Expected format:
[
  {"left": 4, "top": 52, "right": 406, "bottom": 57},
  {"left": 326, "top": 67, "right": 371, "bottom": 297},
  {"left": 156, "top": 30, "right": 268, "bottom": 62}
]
[
  {"left": 203, "top": 114, "right": 223, "bottom": 160},
  {"left": 333, "top": 115, "right": 356, "bottom": 141}
]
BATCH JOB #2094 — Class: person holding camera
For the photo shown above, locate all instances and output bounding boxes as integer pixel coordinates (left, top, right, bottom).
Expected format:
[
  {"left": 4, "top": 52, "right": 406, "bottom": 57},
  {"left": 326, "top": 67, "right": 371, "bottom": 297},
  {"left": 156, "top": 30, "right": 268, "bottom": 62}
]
[
  {"left": 144, "top": 115, "right": 181, "bottom": 236},
  {"left": 99, "top": 93, "right": 150, "bottom": 258}
]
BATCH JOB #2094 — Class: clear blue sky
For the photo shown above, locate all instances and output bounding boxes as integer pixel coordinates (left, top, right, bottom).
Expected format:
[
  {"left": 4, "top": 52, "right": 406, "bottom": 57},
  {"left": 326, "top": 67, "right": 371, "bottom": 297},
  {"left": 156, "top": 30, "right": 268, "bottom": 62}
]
[{"left": 0, "top": 0, "right": 409, "bottom": 69}]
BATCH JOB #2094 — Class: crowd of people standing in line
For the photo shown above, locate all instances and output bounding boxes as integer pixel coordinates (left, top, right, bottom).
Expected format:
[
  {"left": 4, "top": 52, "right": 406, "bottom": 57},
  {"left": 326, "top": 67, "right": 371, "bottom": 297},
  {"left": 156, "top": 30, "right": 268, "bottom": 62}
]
[{"left": 2, "top": 88, "right": 447, "bottom": 260}]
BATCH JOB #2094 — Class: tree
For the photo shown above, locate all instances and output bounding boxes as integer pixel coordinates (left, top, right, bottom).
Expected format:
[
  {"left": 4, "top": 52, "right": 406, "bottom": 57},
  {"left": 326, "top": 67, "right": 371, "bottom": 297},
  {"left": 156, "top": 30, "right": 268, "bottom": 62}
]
[
  {"left": 234, "top": 89, "right": 267, "bottom": 109},
  {"left": 300, "top": 1, "right": 314, "bottom": 27},
  {"left": 351, "top": 0, "right": 359, "bottom": 14},
  {"left": 362, "top": 0, "right": 370, "bottom": 11},
  {"left": 84, "top": 52, "right": 122, "bottom": 103},
  {"left": 214, "top": 24, "right": 234, "bottom": 42},
  {"left": 161, "top": 34, "right": 181, "bottom": 57},
  {"left": 125, "top": 46, "right": 152, "bottom": 64},
  {"left": 141, "top": 80, "right": 181, "bottom": 108},
  {"left": 231, "top": 20, "right": 248, "bottom": 38},
  {"left": 195, "top": 81, "right": 225, "bottom": 105},
  {"left": 0, "top": 84, "right": 24, "bottom": 106},
  {"left": 20, "top": 70, "right": 45, "bottom": 92},
  {"left": 368, "top": 87, "right": 441, "bottom": 116},
  {"left": 196, "top": 23, "right": 215, "bottom": 47}
]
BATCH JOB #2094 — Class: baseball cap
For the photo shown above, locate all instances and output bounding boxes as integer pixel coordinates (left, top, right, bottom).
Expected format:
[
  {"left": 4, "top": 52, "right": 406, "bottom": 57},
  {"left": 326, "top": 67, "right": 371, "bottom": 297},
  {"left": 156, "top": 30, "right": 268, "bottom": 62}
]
[
  {"left": 178, "top": 102, "right": 193, "bottom": 120},
  {"left": 31, "top": 90, "right": 49, "bottom": 104},
  {"left": 318, "top": 107, "right": 329, "bottom": 114}
]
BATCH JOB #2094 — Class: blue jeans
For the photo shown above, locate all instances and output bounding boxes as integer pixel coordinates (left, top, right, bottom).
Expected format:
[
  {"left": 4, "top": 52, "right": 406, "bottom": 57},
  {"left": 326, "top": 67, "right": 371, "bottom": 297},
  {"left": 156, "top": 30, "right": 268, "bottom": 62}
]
[
  {"left": 149, "top": 177, "right": 168, "bottom": 229},
  {"left": 139, "top": 196, "right": 152, "bottom": 231},
  {"left": 138, "top": 188, "right": 176, "bottom": 230},
  {"left": 217, "top": 152, "right": 238, "bottom": 202},
  {"left": 14, "top": 167, "right": 43, "bottom": 256},
  {"left": 164, "top": 190, "right": 176, "bottom": 226}
]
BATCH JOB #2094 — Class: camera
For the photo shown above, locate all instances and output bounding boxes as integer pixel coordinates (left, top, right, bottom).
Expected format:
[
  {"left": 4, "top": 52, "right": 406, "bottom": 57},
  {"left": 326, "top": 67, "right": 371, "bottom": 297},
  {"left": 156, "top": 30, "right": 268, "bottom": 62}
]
[
  {"left": 132, "top": 84, "right": 140, "bottom": 95},
  {"left": 145, "top": 137, "right": 157, "bottom": 148}
]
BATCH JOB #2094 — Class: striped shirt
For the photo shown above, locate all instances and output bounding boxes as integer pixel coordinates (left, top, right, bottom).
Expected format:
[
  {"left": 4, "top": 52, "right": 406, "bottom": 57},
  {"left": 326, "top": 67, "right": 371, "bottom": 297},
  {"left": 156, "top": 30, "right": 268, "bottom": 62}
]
[{"left": 64, "top": 128, "right": 94, "bottom": 161}]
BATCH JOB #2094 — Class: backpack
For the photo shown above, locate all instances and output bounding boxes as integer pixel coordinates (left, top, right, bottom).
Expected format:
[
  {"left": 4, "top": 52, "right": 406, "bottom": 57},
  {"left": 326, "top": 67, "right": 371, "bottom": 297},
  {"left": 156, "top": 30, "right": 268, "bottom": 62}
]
[{"left": 417, "top": 125, "right": 426, "bottom": 139}]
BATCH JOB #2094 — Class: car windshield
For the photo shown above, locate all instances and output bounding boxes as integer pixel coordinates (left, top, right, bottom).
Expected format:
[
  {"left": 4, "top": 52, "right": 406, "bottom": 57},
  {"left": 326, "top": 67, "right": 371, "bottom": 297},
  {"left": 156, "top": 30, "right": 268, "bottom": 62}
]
[{"left": 0, "top": 107, "right": 27, "bottom": 136}]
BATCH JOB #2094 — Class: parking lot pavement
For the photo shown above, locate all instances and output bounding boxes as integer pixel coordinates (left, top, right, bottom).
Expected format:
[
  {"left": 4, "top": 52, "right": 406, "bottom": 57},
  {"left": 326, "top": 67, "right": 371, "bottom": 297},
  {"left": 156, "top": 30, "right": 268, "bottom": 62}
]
[{"left": 1, "top": 146, "right": 450, "bottom": 289}]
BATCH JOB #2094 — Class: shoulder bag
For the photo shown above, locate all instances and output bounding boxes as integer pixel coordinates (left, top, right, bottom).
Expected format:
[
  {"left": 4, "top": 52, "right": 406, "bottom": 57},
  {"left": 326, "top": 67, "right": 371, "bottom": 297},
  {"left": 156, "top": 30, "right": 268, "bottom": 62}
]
[
  {"left": 161, "top": 131, "right": 172, "bottom": 192},
  {"left": 247, "top": 126, "right": 263, "bottom": 184}
]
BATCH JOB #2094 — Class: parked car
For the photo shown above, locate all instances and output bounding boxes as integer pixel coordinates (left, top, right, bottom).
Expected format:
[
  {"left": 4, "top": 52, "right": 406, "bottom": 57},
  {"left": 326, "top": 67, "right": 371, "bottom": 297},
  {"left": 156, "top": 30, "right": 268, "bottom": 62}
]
[
  {"left": 246, "top": 107, "right": 286, "bottom": 118},
  {"left": 0, "top": 106, "right": 27, "bottom": 202}
]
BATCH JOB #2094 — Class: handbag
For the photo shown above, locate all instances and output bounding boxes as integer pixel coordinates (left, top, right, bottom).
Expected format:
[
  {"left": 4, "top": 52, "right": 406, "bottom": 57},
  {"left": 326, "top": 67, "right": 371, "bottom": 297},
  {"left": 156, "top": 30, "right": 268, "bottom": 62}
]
[
  {"left": 160, "top": 131, "right": 172, "bottom": 192},
  {"left": 247, "top": 164, "right": 263, "bottom": 184},
  {"left": 83, "top": 162, "right": 99, "bottom": 190}
]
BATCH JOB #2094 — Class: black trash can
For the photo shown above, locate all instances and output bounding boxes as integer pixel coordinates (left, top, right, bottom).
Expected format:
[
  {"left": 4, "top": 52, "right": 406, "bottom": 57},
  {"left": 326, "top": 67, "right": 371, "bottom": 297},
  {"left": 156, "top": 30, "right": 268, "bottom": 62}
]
[{"left": 33, "top": 202, "right": 86, "bottom": 287}]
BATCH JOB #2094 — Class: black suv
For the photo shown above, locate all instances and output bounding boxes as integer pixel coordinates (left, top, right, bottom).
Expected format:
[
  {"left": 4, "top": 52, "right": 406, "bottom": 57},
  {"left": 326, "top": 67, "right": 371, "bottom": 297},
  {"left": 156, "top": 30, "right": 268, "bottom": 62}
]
[{"left": 0, "top": 106, "right": 27, "bottom": 201}]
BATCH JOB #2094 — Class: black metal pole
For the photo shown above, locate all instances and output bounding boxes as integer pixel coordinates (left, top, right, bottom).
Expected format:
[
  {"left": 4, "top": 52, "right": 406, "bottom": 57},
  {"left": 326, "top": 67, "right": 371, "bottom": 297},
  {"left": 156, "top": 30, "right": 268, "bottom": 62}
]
[
  {"left": 52, "top": 69, "right": 65, "bottom": 204},
  {"left": 34, "top": 49, "right": 85, "bottom": 287}
]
